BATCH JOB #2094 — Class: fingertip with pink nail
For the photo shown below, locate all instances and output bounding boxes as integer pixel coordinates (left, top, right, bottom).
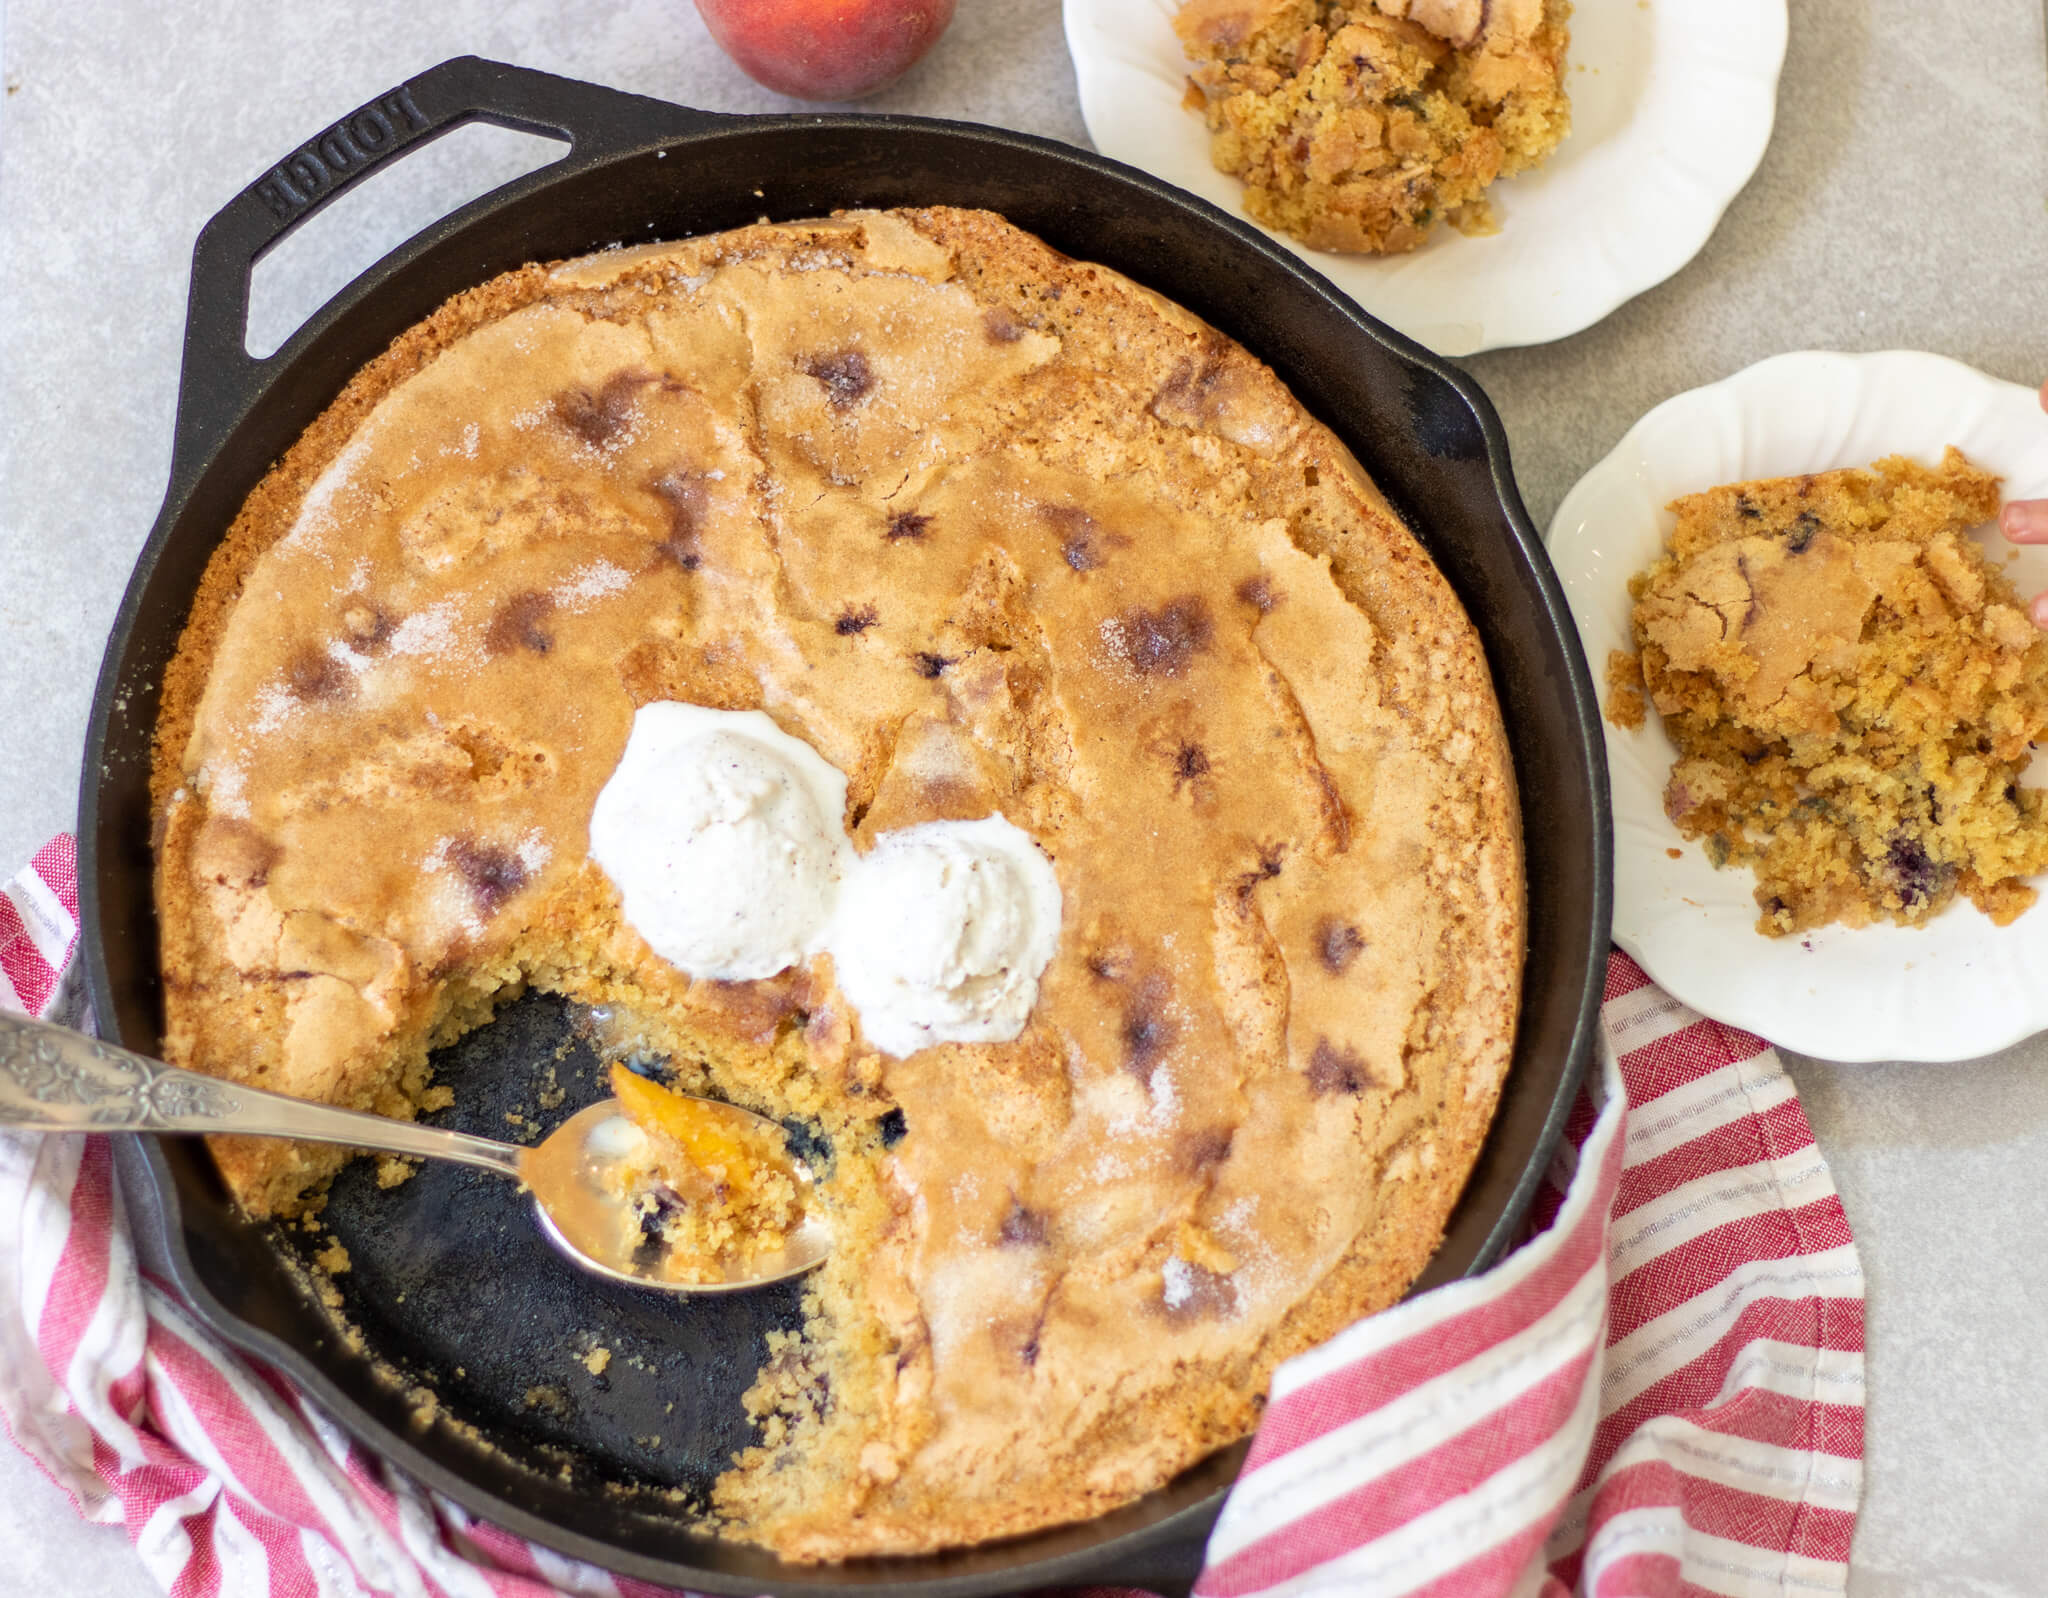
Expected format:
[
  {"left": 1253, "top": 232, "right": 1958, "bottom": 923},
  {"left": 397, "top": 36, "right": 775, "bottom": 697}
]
[{"left": 2002, "top": 500, "right": 2048, "bottom": 543}]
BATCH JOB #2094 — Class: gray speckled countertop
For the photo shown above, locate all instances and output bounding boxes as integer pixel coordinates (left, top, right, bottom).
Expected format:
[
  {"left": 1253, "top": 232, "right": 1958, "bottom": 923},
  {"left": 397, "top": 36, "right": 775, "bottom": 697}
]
[{"left": 3, "top": 0, "right": 2045, "bottom": 1590}]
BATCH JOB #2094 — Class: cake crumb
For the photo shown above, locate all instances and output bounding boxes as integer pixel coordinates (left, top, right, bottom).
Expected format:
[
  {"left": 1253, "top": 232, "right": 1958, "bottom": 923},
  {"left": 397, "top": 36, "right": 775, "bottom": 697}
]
[
  {"left": 314, "top": 1239, "right": 351, "bottom": 1275},
  {"left": 583, "top": 1346, "right": 612, "bottom": 1377},
  {"left": 1604, "top": 650, "right": 1647, "bottom": 730},
  {"left": 523, "top": 1385, "right": 569, "bottom": 1418},
  {"left": 405, "top": 1385, "right": 441, "bottom": 1431}
]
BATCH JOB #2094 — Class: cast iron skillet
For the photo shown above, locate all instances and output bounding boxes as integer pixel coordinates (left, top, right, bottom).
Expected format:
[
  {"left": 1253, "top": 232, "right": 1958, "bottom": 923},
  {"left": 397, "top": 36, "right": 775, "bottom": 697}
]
[{"left": 81, "top": 56, "right": 1612, "bottom": 1598}]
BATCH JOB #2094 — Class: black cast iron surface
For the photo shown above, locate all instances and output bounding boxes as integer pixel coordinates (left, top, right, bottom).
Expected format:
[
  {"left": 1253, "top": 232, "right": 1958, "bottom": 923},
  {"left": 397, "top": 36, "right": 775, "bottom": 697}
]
[
  {"left": 83, "top": 55, "right": 1611, "bottom": 1598},
  {"left": 278, "top": 994, "right": 804, "bottom": 1509}
]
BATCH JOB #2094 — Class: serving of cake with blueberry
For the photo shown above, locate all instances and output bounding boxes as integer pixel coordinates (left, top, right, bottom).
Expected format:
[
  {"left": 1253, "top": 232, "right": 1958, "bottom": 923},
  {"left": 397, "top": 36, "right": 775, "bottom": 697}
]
[
  {"left": 1608, "top": 449, "right": 2048, "bottom": 936},
  {"left": 1172, "top": 0, "right": 1573, "bottom": 254}
]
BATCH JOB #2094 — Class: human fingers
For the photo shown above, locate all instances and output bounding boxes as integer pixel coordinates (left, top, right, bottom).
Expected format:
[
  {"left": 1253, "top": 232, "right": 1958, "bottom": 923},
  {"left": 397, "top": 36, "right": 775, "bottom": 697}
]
[
  {"left": 2019, "top": 383, "right": 2048, "bottom": 624},
  {"left": 2001, "top": 499, "right": 2048, "bottom": 543}
]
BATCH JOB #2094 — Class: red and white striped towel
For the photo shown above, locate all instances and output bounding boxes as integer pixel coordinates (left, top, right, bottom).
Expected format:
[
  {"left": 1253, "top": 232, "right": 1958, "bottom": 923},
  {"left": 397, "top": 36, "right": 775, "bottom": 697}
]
[{"left": 1, "top": 834, "right": 1865, "bottom": 1597}]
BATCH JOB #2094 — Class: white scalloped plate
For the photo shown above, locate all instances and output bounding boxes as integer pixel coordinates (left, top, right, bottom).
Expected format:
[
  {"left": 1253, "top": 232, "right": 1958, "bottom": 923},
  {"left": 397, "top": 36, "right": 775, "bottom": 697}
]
[
  {"left": 1063, "top": 0, "right": 1786, "bottom": 356},
  {"left": 1552, "top": 351, "right": 2048, "bottom": 1063}
]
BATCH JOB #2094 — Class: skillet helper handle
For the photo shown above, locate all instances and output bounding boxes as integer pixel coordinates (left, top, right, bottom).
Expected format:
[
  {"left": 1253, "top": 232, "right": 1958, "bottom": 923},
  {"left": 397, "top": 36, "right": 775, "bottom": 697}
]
[
  {"left": 1094, "top": 1531, "right": 1206, "bottom": 1598},
  {"left": 172, "top": 54, "right": 732, "bottom": 465},
  {"left": 0, "top": 1011, "right": 525, "bottom": 1178}
]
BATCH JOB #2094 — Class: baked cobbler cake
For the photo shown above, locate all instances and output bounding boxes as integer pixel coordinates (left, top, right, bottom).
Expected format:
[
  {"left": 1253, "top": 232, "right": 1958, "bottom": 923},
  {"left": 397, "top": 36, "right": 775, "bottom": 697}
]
[
  {"left": 152, "top": 208, "right": 1524, "bottom": 1559},
  {"left": 1174, "top": 0, "right": 1572, "bottom": 254},
  {"left": 1609, "top": 450, "right": 2048, "bottom": 936}
]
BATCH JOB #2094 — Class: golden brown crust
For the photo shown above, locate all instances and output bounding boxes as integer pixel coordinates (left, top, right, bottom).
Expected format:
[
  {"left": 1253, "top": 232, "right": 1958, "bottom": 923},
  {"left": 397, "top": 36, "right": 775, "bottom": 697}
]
[
  {"left": 151, "top": 207, "right": 1522, "bottom": 1558},
  {"left": 152, "top": 265, "right": 558, "bottom": 821}
]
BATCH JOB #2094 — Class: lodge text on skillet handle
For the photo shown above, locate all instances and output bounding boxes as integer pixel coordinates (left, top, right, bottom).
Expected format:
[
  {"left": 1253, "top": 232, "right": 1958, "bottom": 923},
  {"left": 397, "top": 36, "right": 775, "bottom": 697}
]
[
  {"left": 0, "top": 1012, "right": 525, "bottom": 1177},
  {"left": 172, "top": 55, "right": 736, "bottom": 467}
]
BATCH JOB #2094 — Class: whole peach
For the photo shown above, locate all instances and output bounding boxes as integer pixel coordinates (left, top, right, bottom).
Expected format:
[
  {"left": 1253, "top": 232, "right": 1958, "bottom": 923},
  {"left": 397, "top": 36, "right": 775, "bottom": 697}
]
[{"left": 694, "top": 0, "right": 958, "bottom": 102}]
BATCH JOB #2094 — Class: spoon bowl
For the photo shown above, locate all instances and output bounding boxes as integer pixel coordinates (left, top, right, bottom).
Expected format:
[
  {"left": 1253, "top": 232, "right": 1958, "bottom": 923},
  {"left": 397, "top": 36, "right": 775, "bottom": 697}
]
[{"left": 521, "top": 1096, "right": 831, "bottom": 1291}]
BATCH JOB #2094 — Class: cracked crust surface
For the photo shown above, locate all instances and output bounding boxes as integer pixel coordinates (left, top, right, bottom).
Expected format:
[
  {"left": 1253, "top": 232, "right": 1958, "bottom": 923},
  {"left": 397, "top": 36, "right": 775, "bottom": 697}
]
[
  {"left": 1174, "top": 0, "right": 1571, "bottom": 253},
  {"left": 1614, "top": 448, "right": 2048, "bottom": 935},
  {"left": 152, "top": 207, "right": 1523, "bottom": 1559}
]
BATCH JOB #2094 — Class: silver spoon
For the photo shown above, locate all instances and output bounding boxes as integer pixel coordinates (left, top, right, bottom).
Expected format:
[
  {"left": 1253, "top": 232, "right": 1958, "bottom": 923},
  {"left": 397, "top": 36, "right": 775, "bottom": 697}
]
[{"left": 0, "top": 1010, "right": 829, "bottom": 1293}]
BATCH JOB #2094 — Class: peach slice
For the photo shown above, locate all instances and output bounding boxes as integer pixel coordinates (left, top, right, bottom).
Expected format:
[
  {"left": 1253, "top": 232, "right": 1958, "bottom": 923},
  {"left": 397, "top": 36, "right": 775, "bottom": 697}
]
[{"left": 609, "top": 1062, "right": 762, "bottom": 1190}]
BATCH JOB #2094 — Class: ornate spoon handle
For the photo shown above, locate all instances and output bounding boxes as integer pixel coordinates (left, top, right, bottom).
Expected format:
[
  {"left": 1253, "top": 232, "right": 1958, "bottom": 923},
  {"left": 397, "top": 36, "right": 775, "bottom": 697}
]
[{"left": 0, "top": 1011, "right": 524, "bottom": 1179}]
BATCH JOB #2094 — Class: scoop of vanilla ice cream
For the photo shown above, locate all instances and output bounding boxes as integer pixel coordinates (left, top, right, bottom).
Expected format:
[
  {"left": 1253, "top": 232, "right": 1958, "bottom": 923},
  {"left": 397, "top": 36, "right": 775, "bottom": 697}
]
[
  {"left": 588, "top": 703, "right": 849, "bottom": 981},
  {"left": 827, "top": 816, "right": 1063, "bottom": 1057}
]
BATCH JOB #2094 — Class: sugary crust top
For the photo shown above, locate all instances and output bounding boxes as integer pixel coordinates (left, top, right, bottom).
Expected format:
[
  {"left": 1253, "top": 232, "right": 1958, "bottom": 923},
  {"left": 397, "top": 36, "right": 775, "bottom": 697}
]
[{"left": 152, "top": 207, "right": 1523, "bottom": 1558}]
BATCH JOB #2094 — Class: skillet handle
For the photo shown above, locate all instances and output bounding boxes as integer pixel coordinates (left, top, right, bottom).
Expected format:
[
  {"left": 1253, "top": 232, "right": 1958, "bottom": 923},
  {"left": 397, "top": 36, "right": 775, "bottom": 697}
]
[
  {"left": 172, "top": 55, "right": 732, "bottom": 465},
  {"left": 1095, "top": 1539, "right": 1203, "bottom": 1598}
]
